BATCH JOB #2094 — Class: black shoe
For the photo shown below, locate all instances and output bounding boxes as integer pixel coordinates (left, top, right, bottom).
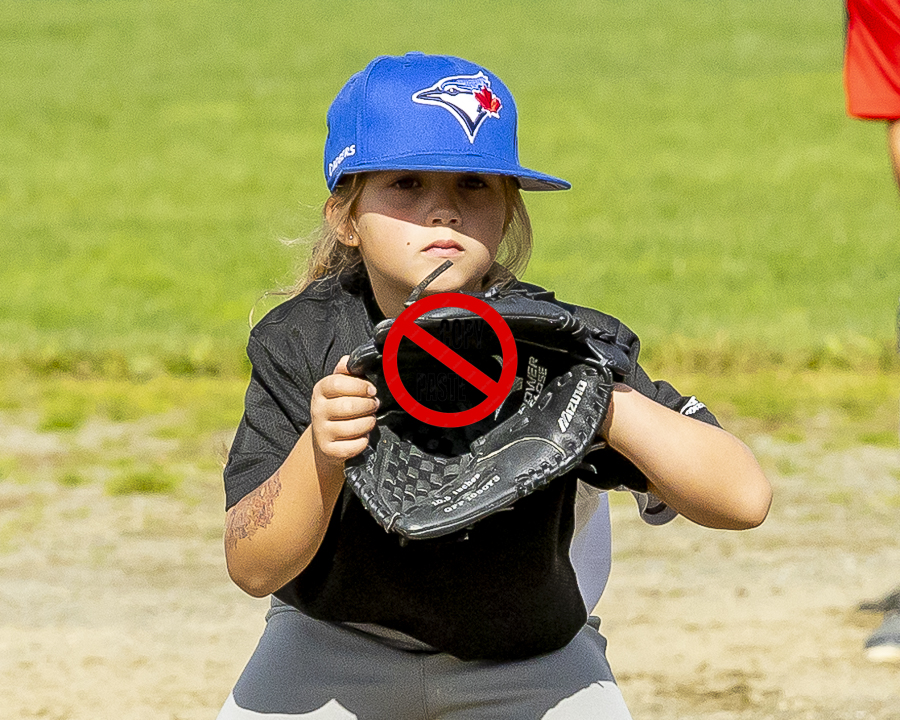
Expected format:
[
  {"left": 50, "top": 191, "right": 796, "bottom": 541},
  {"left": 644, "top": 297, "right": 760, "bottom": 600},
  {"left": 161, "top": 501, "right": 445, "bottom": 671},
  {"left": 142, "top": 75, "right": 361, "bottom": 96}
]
[
  {"left": 857, "top": 587, "right": 900, "bottom": 613},
  {"left": 864, "top": 612, "right": 900, "bottom": 664}
]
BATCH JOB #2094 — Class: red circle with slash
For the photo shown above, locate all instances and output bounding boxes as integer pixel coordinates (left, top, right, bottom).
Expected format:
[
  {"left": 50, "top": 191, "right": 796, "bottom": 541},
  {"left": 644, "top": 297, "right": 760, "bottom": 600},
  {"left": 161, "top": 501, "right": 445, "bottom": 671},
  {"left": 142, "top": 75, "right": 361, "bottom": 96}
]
[{"left": 382, "top": 293, "right": 518, "bottom": 428}]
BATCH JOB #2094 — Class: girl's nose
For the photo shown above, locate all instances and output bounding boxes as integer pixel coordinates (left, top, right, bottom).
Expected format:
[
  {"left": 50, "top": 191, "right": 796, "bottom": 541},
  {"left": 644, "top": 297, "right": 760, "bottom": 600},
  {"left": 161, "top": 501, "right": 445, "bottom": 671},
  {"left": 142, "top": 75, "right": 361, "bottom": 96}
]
[
  {"left": 428, "top": 207, "right": 461, "bottom": 226},
  {"left": 426, "top": 185, "right": 462, "bottom": 226}
]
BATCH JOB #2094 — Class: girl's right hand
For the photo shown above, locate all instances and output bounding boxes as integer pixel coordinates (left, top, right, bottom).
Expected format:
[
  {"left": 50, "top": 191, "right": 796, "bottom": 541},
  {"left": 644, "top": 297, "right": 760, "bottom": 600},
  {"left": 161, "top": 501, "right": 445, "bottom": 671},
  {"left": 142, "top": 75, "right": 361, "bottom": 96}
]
[{"left": 310, "top": 355, "right": 379, "bottom": 464}]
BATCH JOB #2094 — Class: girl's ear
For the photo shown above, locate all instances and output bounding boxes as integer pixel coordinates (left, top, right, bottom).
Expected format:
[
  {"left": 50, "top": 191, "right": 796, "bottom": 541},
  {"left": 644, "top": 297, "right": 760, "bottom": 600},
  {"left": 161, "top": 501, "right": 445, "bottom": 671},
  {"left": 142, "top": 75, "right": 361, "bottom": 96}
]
[{"left": 326, "top": 196, "right": 359, "bottom": 247}]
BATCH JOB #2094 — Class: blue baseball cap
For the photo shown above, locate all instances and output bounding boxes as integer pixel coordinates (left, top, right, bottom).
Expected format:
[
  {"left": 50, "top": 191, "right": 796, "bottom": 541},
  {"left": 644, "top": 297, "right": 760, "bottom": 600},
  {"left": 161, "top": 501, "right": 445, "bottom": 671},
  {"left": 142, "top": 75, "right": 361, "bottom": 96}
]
[{"left": 324, "top": 52, "right": 570, "bottom": 192}]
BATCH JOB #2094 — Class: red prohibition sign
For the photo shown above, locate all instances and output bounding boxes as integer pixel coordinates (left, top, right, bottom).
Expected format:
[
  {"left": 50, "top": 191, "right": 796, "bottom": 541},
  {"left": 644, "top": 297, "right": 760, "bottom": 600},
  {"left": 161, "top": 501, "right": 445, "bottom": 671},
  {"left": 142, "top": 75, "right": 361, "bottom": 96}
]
[{"left": 382, "top": 293, "right": 518, "bottom": 428}]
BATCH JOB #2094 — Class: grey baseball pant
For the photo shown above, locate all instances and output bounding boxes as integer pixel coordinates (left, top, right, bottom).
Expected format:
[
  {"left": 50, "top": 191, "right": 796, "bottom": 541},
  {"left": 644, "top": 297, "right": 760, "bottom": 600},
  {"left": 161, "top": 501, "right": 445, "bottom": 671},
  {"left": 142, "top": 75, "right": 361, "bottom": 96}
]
[{"left": 216, "top": 600, "right": 633, "bottom": 720}]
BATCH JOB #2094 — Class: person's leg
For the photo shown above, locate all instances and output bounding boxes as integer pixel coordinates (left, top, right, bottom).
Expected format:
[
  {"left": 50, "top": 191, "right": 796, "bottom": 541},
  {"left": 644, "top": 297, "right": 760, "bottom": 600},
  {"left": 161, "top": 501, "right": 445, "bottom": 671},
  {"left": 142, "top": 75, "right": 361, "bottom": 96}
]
[
  {"left": 888, "top": 119, "right": 900, "bottom": 192},
  {"left": 217, "top": 602, "right": 425, "bottom": 720},
  {"left": 425, "top": 624, "right": 633, "bottom": 720}
]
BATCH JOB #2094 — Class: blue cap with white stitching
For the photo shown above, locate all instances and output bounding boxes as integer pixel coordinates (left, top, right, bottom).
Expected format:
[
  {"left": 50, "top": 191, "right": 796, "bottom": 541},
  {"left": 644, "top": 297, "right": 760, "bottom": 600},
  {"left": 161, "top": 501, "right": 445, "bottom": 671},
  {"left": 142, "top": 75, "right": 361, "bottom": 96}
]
[{"left": 324, "top": 53, "right": 570, "bottom": 192}]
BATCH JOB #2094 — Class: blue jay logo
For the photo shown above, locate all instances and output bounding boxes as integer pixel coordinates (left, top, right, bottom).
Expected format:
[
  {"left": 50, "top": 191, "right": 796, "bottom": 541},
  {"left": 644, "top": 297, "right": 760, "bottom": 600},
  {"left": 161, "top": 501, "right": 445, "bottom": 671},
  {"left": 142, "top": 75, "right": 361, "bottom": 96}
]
[{"left": 412, "top": 73, "right": 503, "bottom": 144}]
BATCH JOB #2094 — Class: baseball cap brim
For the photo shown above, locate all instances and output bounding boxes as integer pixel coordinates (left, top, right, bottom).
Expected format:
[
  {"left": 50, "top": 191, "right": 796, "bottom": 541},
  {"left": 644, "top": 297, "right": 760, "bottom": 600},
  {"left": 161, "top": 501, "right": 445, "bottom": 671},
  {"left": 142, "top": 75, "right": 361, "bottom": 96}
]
[{"left": 336, "top": 153, "right": 570, "bottom": 191}]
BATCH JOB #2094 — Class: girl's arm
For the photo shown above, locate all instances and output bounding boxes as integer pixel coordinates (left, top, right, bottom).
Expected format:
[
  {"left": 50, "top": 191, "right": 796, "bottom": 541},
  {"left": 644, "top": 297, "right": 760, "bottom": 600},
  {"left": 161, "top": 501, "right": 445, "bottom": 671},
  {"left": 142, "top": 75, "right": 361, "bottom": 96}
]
[
  {"left": 601, "top": 384, "right": 772, "bottom": 530},
  {"left": 224, "top": 356, "right": 377, "bottom": 597}
]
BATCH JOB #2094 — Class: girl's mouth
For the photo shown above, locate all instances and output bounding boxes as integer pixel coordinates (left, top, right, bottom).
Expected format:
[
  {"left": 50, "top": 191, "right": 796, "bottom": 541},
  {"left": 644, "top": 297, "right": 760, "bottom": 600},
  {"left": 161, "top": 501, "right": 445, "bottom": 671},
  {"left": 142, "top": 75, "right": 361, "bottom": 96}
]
[{"left": 423, "top": 240, "right": 464, "bottom": 257}]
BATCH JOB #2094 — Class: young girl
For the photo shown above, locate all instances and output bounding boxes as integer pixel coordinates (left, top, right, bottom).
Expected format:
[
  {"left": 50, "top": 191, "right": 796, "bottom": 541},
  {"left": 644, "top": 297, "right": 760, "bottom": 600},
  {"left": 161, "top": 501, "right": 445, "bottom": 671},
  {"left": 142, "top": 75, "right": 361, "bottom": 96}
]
[{"left": 217, "top": 53, "right": 772, "bottom": 720}]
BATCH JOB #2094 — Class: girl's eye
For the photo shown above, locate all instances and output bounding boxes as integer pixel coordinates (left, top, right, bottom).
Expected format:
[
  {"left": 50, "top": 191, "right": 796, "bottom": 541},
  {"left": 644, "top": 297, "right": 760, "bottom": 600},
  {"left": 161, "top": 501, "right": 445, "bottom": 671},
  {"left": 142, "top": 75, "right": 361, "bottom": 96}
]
[
  {"left": 392, "top": 176, "right": 420, "bottom": 190},
  {"left": 460, "top": 176, "right": 488, "bottom": 190}
]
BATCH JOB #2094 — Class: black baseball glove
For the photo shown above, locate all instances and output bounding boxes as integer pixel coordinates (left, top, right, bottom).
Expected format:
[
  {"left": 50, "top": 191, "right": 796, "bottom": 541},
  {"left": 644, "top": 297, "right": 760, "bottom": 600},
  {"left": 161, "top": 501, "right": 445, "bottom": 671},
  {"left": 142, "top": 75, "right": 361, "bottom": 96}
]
[{"left": 344, "top": 264, "right": 632, "bottom": 541}]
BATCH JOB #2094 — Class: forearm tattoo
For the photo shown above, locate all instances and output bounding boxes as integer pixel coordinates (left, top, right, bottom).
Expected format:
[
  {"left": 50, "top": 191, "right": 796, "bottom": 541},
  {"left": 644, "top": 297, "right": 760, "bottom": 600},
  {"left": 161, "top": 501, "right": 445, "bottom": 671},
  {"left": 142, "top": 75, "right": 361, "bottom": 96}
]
[{"left": 225, "top": 471, "right": 283, "bottom": 551}]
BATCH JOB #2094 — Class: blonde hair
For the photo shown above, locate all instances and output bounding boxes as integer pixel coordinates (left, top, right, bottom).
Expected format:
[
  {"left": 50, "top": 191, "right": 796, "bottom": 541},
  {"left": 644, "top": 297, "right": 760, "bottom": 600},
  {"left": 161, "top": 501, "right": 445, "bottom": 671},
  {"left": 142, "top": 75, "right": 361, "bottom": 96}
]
[{"left": 286, "top": 173, "right": 533, "bottom": 297}]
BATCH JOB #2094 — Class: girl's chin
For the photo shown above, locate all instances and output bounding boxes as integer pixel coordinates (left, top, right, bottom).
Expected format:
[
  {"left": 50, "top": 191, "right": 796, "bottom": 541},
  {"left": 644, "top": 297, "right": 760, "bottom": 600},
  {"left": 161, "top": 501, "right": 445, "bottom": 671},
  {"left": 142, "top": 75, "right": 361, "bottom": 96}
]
[
  {"left": 375, "top": 258, "right": 492, "bottom": 302},
  {"left": 419, "top": 274, "right": 486, "bottom": 296}
]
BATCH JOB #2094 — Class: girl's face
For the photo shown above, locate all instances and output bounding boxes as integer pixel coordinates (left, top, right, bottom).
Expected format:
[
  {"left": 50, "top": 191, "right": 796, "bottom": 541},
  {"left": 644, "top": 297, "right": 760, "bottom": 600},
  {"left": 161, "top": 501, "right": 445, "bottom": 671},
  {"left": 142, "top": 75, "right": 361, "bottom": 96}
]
[{"left": 343, "top": 170, "right": 509, "bottom": 318}]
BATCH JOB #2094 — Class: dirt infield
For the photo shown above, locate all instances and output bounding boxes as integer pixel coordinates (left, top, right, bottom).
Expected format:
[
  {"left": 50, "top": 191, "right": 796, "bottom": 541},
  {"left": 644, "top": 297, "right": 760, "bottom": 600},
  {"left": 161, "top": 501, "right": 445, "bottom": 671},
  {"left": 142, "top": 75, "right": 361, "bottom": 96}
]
[
  {"left": 1, "top": 410, "right": 898, "bottom": 719},
  {"left": 599, "top": 431, "right": 900, "bottom": 719}
]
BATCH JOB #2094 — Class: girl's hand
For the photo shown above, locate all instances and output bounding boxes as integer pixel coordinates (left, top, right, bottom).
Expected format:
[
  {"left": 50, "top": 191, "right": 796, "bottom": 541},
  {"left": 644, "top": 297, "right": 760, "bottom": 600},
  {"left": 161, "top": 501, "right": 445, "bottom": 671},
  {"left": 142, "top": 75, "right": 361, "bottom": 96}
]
[{"left": 310, "top": 355, "right": 379, "bottom": 465}]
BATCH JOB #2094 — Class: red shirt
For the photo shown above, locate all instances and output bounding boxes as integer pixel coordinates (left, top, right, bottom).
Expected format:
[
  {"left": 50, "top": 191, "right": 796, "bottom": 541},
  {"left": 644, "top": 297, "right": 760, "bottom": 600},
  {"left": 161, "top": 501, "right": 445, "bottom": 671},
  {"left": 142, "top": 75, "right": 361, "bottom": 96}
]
[{"left": 845, "top": 0, "right": 900, "bottom": 119}]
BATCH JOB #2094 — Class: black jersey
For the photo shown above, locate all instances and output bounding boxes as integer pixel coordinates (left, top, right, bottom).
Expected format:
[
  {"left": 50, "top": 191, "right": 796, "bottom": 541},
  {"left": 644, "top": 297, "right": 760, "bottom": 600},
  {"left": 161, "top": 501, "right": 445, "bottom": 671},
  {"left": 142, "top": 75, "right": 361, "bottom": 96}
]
[{"left": 223, "top": 271, "right": 719, "bottom": 661}]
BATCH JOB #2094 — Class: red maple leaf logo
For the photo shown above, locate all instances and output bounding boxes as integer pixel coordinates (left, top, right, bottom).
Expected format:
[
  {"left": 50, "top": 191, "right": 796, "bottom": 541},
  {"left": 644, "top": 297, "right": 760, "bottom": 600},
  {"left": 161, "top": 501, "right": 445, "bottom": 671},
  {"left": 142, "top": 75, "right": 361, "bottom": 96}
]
[{"left": 474, "top": 87, "right": 501, "bottom": 115}]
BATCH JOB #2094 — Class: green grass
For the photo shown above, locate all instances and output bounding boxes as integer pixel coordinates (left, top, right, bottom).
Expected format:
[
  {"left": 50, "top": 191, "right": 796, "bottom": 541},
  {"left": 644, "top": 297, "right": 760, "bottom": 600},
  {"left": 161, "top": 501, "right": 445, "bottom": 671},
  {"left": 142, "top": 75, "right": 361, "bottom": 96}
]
[
  {"left": 37, "top": 395, "right": 91, "bottom": 432},
  {"left": 105, "top": 465, "right": 181, "bottom": 496},
  {"left": 3, "top": 366, "right": 896, "bottom": 453},
  {"left": 57, "top": 470, "right": 89, "bottom": 488},
  {"left": 858, "top": 430, "right": 898, "bottom": 448},
  {"left": 0, "top": 456, "right": 19, "bottom": 483},
  {"left": 2, "top": 1, "right": 898, "bottom": 373},
  {"left": 0, "top": 370, "right": 247, "bottom": 436},
  {"left": 655, "top": 366, "right": 900, "bottom": 438}
]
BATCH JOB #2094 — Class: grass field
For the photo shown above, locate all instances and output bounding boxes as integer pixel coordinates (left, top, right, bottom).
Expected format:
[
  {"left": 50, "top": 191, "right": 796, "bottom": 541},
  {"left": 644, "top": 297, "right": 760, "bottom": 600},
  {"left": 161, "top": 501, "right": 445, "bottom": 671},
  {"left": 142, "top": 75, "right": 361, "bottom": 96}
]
[{"left": 2, "top": 0, "right": 898, "bottom": 375}]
